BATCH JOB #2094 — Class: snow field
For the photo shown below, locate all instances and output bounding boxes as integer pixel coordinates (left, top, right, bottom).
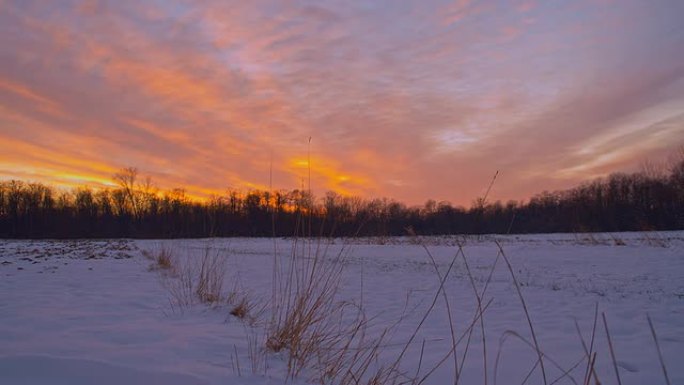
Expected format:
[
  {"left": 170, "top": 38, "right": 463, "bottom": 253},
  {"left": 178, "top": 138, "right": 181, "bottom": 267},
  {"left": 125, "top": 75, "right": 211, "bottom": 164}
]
[{"left": 1, "top": 233, "right": 682, "bottom": 384}]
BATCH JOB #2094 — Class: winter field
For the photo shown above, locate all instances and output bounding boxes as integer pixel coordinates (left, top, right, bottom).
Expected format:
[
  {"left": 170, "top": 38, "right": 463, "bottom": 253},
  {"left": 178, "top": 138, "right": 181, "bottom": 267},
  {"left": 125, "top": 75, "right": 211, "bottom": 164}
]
[{"left": 1, "top": 232, "right": 683, "bottom": 385}]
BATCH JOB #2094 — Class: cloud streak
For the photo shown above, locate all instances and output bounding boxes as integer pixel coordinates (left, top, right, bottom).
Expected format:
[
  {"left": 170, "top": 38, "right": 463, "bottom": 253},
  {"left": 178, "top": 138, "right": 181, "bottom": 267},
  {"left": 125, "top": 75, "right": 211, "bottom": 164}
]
[{"left": 1, "top": 0, "right": 683, "bottom": 205}]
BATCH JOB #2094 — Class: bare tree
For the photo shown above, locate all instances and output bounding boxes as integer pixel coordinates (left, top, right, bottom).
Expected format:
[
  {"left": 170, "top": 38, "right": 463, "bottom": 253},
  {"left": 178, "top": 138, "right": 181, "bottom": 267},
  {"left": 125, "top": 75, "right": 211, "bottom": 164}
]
[{"left": 113, "top": 167, "right": 141, "bottom": 218}]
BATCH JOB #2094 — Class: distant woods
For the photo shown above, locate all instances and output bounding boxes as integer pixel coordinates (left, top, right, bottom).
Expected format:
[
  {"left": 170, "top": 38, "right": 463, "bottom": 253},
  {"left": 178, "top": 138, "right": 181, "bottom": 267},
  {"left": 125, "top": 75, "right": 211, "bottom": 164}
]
[{"left": 1, "top": 156, "right": 683, "bottom": 238}]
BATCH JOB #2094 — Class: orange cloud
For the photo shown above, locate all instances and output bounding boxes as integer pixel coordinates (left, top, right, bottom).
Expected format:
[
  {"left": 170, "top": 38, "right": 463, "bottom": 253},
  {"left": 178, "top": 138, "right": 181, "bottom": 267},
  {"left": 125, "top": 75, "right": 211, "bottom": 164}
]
[
  {"left": 285, "top": 155, "right": 376, "bottom": 197},
  {"left": 0, "top": 0, "right": 682, "bottom": 206},
  {"left": 0, "top": 78, "right": 65, "bottom": 117}
]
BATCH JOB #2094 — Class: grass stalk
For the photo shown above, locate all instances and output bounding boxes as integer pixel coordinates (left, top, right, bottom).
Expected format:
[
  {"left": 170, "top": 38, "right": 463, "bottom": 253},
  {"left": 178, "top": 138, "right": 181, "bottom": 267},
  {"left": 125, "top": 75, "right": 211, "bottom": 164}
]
[
  {"left": 496, "top": 241, "right": 548, "bottom": 385},
  {"left": 602, "top": 312, "right": 622, "bottom": 385},
  {"left": 421, "top": 243, "right": 460, "bottom": 384},
  {"left": 647, "top": 314, "right": 671, "bottom": 385}
]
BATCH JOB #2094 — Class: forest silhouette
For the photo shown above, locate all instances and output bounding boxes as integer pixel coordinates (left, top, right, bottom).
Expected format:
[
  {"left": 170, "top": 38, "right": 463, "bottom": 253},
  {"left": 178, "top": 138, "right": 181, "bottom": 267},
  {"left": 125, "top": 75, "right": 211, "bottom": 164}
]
[{"left": 1, "top": 156, "right": 683, "bottom": 238}]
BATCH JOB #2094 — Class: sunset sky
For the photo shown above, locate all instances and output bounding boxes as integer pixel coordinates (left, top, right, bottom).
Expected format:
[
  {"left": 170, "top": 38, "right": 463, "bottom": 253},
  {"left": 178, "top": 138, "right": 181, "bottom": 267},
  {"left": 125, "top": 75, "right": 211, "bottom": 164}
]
[{"left": 1, "top": 0, "right": 683, "bottom": 205}]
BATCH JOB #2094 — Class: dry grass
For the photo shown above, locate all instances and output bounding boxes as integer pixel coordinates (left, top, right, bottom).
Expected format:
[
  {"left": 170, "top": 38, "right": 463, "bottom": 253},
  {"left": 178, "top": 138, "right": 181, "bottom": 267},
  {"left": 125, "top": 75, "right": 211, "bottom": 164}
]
[
  {"left": 647, "top": 314, "right": 672, "bottom": 385},
  {"left": 642, "top": 231, "right": 669, "bottom": 247},
  {"left": 602, "top": 312, "right": 622, "bottom": 385},
  {"left": 260, "top": 234, "right": 502, "bottom": 385},
  {"left": 230, "top": 298, "right": 251, "bottom": 319},
  {"left": 574, "top": 233, "right": 608, "bottom": 246},
  {"left": 407, "top": 236, "right": 672, "bottom": 385},
  {"left": 266, "top": 237, "right": 348, "bottom": 377},
  {"left": 195, "top": 248, "right": 226, "bottom": 304},
  {"left": 155, "top": 245, "right": 229, "bottom": 311},
  {"left": 144, "top": 246, "right": 175, "bottom": 271},
  {"left": 609, "top": 234, "right": 627, "bottom": 246},
  {"left": 191, "top": 232, "right": 673, "bottom": 385},
  {"left": 264, "top": 237, "right": 417, "bottom": 385},
  {"left": 262, "top": 233, "right": 537, "bottom": 385}
]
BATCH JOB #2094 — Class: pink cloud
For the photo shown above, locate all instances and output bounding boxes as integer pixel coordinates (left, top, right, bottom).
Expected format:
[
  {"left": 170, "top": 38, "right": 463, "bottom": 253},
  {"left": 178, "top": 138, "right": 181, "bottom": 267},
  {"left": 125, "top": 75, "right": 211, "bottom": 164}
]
[{"left": 0, "top": 0, "right": 682, "bottom": 205}]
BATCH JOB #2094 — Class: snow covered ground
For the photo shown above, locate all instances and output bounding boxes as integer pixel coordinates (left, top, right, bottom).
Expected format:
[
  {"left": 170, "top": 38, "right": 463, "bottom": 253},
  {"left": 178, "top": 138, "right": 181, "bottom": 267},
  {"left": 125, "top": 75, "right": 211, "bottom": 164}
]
[{"left": 1, "top": 232, "right": 682, "bottom": 385}]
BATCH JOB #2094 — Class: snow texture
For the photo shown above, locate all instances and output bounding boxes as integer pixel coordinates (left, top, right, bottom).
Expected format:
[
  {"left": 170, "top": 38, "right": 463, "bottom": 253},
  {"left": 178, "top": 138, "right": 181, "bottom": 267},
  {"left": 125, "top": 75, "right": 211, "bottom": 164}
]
[{"left": 1, "top": 233, "right": 682, "bottom": 385}]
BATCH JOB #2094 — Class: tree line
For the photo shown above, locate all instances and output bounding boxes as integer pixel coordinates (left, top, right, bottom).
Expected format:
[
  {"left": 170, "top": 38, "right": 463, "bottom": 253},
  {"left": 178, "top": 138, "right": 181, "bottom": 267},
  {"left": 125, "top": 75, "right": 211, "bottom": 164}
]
[{"left": 1, "top": 157, "right": 683, "bottom": 238}]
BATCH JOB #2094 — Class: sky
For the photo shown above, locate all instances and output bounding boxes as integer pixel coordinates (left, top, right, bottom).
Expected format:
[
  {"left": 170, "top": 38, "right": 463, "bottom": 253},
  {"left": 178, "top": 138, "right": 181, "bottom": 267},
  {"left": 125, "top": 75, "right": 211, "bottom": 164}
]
[{"left": 1, "top": 0, "right": 683, "bottom": 206}]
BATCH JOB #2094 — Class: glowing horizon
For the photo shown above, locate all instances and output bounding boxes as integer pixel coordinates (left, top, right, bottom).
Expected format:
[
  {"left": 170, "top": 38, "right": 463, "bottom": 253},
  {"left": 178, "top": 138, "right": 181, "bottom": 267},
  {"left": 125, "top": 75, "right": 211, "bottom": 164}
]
[{"left": 1, "top": 0, "right": 683, "bottom": 205}]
